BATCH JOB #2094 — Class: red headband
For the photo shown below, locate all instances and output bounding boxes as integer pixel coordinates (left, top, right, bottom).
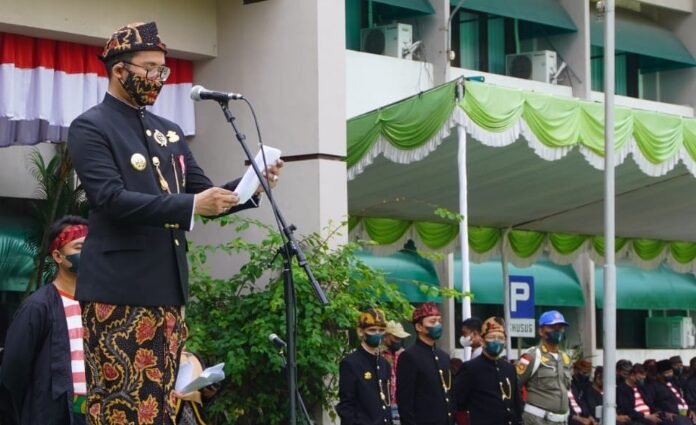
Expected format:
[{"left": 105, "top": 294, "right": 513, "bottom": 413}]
[{"left": 49, "top": 224, "right": 88, "bottom": 253}]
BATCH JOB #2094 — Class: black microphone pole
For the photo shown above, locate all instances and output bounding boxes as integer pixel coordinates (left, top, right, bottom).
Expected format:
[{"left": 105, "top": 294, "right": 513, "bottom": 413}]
[
  {"left": 270, "top": 335, "right": 314, "bottom": 425},
  {"left": 216, "top": 100, "right": 328, "bottom": 425}
]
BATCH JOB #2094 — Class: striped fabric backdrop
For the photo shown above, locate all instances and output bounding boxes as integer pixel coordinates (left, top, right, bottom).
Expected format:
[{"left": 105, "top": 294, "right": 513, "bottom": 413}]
[{"left": 0, "top": 32, "right": 195, "bottom": 147}]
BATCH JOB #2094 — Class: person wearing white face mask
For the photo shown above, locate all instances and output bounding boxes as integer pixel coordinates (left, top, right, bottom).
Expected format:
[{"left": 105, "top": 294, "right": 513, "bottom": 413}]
[{"left": 460, "top": 317, "right": 483, "bottom": 360}]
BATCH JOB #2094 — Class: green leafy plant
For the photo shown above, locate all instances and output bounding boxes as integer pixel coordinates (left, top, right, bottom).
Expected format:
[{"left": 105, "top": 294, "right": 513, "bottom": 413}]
[
  {"left": 26, "top": 144, "right": 87, "bottom": 295},
  {"left": 185, "top": 216, "right": 414, "bottom": 424}
]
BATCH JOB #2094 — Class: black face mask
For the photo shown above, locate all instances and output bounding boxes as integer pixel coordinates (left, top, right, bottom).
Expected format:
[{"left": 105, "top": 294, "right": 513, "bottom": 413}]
[
  {"left": 388, "top": 341, "right": 403, "bottom": 352},
  {"left": 575, "top": 374, "right": 590, "bottom": 384}
]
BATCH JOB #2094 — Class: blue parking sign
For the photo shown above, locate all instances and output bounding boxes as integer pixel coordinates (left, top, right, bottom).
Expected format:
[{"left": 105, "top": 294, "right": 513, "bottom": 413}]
[{"left": 509, "top": 275, "right": 535, "bottom": 319}]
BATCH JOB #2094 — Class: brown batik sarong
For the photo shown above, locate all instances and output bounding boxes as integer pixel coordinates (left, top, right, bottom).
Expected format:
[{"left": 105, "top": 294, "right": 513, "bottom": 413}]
[{"left": 81, "top": 303, "right": 187, "bottom": 425}]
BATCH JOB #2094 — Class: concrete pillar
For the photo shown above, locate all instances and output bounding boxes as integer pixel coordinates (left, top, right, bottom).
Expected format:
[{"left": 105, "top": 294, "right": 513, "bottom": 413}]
[
  {"left": 433, "top": 253, "right": 456, "bottom": 357},
  {"left": 190, "top": 0, "right": 347, "bottom": 276},
  {"left": 573, "top": 253, "right": 597, "bottom": 363},
  {"left": 651, "top": 8, "right": 696, "bottom": 109},
  {"left": 420, "top": 0, "right": 450, "bottom": 85},
  {"left": 553, "top": 0, "right": 592, "bottom": 99}
]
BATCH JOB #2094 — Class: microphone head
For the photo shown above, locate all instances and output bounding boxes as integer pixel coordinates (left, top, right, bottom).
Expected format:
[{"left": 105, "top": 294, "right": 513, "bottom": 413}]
[{"left": 190, "top": 85, "right": 205, "bottom": 101}]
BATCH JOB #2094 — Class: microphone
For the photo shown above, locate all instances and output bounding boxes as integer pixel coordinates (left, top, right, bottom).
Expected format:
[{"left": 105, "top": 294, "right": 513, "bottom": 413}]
[
  {"left": 190, "top": 85, "right": 244, "bottom": 102},
  {"left": 268, "top": 333, "right": 287, "bottom": 349}
]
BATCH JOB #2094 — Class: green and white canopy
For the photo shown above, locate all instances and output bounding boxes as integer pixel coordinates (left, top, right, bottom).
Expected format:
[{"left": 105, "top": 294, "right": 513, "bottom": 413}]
[{"left": 348, "top": 80, "right": 696, "bottom": 272}]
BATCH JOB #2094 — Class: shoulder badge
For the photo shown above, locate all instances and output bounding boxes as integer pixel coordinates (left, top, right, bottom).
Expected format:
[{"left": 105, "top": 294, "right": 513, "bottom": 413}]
[
  {"left": 517, "top": 354, "right": 531, "bottom": 375},
  {"left": 562, "top": 352, "right": 571, "bottom": 365},
  {"left": 364, "top": 371, "right": 373, "bottom": 380}
]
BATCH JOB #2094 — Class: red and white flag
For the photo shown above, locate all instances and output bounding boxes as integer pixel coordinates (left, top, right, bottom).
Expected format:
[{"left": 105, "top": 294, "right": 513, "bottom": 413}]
[{"left": 0, "top": 32, "right": 195, "bottom": 147}]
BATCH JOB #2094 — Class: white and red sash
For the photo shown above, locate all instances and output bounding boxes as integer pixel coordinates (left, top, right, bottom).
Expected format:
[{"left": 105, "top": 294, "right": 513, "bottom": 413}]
[{"left": 633, "top": 386, "right": 651, "bottom": 415}]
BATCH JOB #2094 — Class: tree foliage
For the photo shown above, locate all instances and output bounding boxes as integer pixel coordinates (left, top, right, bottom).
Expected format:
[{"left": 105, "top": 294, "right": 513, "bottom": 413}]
[
  {"left": 185, "top": 216, "right": 414, "bottom": 424},
  {"left": 26, "top": 144, "right": 88, "bottom": 295}
]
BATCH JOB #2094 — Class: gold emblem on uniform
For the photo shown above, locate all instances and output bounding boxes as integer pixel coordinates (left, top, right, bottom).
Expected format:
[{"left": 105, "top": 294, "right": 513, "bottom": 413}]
[
  {"left": 166, "top": 130, "right": 180, "bottom": 143},
  {"left": 130, "top": 153, "right": 147, "bottom": 171},
  {"left": 562, "top": 353, "right": 570, "bottom": 365},
  {"left": 153, "top": 129, "right": 168, "bottom": 147},
  {"left": 364, "top": 372, "right": 372, "bottom": 380}
]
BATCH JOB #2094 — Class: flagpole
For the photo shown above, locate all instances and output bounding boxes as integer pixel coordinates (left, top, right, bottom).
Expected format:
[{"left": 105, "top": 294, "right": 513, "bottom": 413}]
[
  {"left": 457, "top": 81, "right": 472, "bottom": 361},
  {"left": 602, "top": 1, "right": 617, "bottom": 424}
]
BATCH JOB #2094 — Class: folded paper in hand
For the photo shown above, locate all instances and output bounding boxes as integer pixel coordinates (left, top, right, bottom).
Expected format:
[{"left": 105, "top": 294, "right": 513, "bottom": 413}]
[
  {"left": 234, "top": 146, "right": 282, "bottom": 204},
  {"left": 175, "top": 362, "right": 225, "bottom": 394}
]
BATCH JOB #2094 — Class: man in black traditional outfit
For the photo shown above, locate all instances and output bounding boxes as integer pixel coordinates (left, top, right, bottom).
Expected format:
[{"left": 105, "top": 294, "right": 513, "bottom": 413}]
[
  {"left": 336, "top": 308, "right": 393, "bottom": 425},
  {"left": 454, "top": 316, "right": 523, "bottom": 425},
  {"left": 1, "top": 216, "right": 88, "bottom": 425},
  {"left": 397, "top": 302, "right": 453, "bottom": 425},
  {"left": 67, "top": 21, "right": 282, "bottom": 424}
]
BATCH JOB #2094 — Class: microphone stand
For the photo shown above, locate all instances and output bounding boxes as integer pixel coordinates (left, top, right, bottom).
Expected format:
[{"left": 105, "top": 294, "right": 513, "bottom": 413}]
[
  {"left": 217, "top": 101, "right": 329, "bottom": 425},
  {"left": 275, "top": 347, "right": 315, "bottom": 425}
]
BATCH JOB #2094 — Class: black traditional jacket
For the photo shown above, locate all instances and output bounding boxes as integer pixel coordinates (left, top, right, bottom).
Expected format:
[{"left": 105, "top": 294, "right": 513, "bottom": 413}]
[
  {"left": 68, "top": 93, "right": 258, "bottom": 306},
  {"left": 337, "top": 346, "right": 393, "bottom": 425},
  {"left": 396, "top": 338, "right": 453, "bottom": 425},
  {"left": 1, "top": 284, "right": 75, "bottom": 425}
]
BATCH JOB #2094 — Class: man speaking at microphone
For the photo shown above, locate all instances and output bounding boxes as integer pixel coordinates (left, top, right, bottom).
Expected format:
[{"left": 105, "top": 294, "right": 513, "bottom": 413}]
[{"left": 67, "top": 21, "right": 282, "bottom": 424}]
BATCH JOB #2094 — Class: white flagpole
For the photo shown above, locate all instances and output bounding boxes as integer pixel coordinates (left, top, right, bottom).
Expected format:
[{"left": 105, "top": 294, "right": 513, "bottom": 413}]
[
  {"left": 457, "top": 82, "right": 472, "bottom": 361},
  {"left": 602, "top": 0, "right": 617, "bottom": 424}
]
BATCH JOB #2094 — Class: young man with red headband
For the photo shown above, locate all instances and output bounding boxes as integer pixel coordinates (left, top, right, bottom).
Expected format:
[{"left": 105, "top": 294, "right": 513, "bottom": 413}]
[{"left": 1, "top": 216, "right": 88, "bottom": 425}]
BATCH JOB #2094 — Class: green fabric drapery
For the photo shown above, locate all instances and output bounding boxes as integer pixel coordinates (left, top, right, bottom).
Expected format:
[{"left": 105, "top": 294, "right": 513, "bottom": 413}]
[
  {"left": 347, "top": 79, "right": 696, "bottom": 180},
  {"left": 349, "top": 216, "right": 696, "bottom": 272},
  {"left": 347, "top": 82, "right": 457, "bottom": 177}
]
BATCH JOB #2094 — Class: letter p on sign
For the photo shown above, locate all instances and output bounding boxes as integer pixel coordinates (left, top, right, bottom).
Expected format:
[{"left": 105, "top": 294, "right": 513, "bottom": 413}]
[{"left": 509, "top": 275, "right": 534, "bottom": 319}]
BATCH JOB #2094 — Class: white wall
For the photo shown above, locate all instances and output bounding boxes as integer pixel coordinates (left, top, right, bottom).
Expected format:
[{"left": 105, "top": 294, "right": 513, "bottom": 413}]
[
  {"left": 0, "top": 0, "right": 217, "bottom": 59},
  {"left": 190, "top": 0, "right": 347, "bottom": 279},
  {"left": 346, "top": 50, "right": 434, "bottom": 118},
  {"left": 0, "top": 143, "right": 56, "bottom": 200}
]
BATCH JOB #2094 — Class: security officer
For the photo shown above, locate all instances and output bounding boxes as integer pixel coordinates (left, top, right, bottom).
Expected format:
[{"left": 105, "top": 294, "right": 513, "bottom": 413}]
[
  {"left": 454, "top": 316, "right": 523, "bottom": 425},
  {"left": 517, "top": 310, "right": 572, "bottom": 425},
  {"left": 336, "top": 308, "right": 393, "bottom": 425}
]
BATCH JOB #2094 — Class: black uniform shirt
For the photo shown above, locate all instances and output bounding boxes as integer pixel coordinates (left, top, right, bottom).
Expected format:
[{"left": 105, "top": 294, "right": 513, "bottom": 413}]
[
  {"left": 396, "top": 338, "right": 453, "bottom": 425},
  {"left": 336, "top": 346, "right": 393, "bottom": 425},
  {"left": 454, "top": 353, "right": 523, "bottom": 425}
]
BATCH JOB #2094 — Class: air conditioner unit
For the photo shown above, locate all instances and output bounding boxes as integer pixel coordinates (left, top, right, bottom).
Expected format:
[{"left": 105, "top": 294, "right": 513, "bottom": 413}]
[
  {"left": 361, "top": 23, "right": 414, "bottom": 59},
  {"left": 645, "top": 316, "right": 695, "bottom": 349},
  {"left": 506, "top": 50, "right": 558, "bottom": 83}
]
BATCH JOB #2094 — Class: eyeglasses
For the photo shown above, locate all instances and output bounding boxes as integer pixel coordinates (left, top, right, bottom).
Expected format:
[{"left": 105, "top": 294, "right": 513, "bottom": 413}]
[{"left": 123, "top": 62, "right": 171, "bottom": 82}]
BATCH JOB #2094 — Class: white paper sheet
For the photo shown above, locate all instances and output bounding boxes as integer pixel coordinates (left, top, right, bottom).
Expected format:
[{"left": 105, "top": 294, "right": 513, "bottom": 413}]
[
  {"left": 178, "top": 362, "right": 226, "bottom": 394},
  {"left": 234, "top": 146, "right": 282, "bottom": 204},
  {"left": 175, "top": 360, "right": 194, "bottom": 392}
]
